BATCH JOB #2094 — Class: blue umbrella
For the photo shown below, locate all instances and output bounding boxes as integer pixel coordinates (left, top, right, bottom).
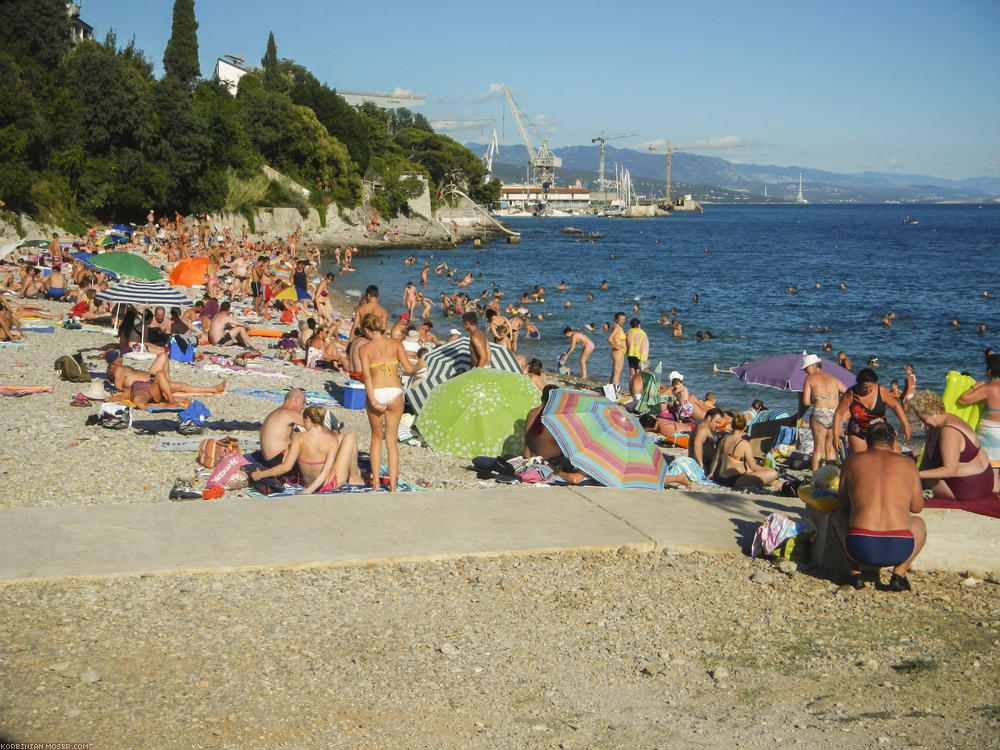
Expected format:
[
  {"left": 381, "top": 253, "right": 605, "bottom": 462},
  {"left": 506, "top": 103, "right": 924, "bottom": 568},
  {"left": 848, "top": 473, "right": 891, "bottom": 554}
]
[{"left": 110, "top": 224, "right": 133, "bottom": 234}]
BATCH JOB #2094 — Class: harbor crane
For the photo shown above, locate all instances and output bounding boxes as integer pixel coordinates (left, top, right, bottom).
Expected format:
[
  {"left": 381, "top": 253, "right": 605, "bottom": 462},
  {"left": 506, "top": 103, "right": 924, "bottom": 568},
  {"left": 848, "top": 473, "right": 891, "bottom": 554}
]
[
  {"left": 481, "top": 128, "right": 500, "bottom": 177},
  {"left": 648, "top": 141, "right": 699, "bottom": 205},
  {"left": 501, "top": 84, "right": 561, "bottom": 189},
  {"left": 592, "top": 132, "right": 638, "bottom": 191}
]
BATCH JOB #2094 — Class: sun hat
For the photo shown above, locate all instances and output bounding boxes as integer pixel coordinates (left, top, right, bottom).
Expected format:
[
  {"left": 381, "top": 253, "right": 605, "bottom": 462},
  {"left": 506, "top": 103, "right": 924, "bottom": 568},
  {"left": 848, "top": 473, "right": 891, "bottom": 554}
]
[
  {"left": 105, "top": 349, "right": 121, "bottom": 364},
  {"left": 801, "top": 353, "right": 822, "bottom": 370},
  {"left": 82, "top": 380, "right": 107, "bottom": 401},
  {"left": 668, "top": 370, "right": 683, "bottom": 382},
  {"left": 404, "top": 330, "right": 420, "bottom": 343},
  {"left": 449, "top": 328, "right": 461, "bottom": 336}
]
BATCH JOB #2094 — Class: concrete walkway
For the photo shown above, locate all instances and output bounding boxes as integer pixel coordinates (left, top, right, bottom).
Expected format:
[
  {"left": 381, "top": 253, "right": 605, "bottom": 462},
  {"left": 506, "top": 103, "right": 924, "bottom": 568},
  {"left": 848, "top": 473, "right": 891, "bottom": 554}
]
[{"left": 0, "top": 487, "right": 996, "bottom": 582}]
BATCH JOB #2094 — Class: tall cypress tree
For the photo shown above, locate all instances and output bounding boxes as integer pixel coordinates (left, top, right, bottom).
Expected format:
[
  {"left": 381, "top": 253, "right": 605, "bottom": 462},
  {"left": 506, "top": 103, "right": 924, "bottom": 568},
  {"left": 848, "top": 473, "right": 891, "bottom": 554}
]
[
  {"left": 260, "top": 32, "right": 289, "bottom": 92},
  {"left": 162, "top": 0, "right": 199, "bottom": 84}
]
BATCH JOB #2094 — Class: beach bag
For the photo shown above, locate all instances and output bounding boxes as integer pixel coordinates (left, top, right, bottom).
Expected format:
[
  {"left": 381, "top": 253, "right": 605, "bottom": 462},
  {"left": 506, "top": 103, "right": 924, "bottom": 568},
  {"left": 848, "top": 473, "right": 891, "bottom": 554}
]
[
  {"left": 98, "top": 402, "right": 132, "bottom": 430},
  {"left": 751, "top": 513, "right": 816, "bottom": 559},
  {"left": 197, "top": 436, "right": 241, "bottom": 468},
  {"left": 54, "top": 354, "right": 91, "bottom": 383},
  {"left": 773, "top": 425, "right": 797, "bottom": 448},
  {"left": 206, "top": 452, "right": 250, "bottom": 489},
  {"left": 168, "top": 335, "right": 195, "bottom": 363}
]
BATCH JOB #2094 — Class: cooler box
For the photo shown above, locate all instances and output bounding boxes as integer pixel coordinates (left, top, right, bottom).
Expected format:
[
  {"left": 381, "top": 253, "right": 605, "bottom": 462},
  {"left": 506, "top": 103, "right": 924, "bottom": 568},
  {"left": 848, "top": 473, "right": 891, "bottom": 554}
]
[{"left": 342, "top": 381, "right": 366, "bottom": 410}]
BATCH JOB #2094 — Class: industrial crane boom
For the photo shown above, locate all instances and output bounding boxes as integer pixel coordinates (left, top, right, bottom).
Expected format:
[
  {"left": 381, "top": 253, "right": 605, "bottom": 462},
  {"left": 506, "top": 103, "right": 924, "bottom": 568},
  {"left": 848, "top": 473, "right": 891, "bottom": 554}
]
[
  {"left": 500, "top": 84, "right": 561, "bottom": 188},
  {"left": 502, "top": 85, "right": 537, "bottom": 163},
  {"left": 591, "top": 132, "right": 638, "bottom": 192}
]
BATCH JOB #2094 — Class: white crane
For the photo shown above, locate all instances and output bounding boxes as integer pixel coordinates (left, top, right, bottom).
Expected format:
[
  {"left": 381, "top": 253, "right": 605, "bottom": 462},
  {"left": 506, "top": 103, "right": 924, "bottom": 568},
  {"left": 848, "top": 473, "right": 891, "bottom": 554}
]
[
  {"left": 501, "top": 84, "right": 561, "bottom": 189},
  {"left": 592, "top": 132, "right": 638, "bottom": 192},
  {"left": 481, "top": 128, "right": 499, "bottom": 177}
]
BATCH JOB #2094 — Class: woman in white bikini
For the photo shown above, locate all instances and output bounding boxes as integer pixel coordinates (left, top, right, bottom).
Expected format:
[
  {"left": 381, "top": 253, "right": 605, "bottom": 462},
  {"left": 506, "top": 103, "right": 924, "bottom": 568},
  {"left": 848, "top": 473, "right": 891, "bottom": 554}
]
[{"left": 358, "top": 313, "right": 425, "bottom": 491}]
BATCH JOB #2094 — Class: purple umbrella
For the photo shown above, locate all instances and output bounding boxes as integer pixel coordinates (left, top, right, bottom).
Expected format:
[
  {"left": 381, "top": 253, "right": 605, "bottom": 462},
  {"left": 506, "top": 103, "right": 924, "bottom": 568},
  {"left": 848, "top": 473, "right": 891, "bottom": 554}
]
[{"left": 727, "top": 353, "right": 856, "bottom": 392}]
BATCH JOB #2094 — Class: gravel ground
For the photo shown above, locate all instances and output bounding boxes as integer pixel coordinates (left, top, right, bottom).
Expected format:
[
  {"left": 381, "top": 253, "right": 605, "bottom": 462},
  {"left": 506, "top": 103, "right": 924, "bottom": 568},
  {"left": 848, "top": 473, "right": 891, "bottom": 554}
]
[
  {"left": 0, "top": 550, "right": 997, "bottom": 748},
  {"left": 3, "top": 296, "right": 997, "bottom": 748}
]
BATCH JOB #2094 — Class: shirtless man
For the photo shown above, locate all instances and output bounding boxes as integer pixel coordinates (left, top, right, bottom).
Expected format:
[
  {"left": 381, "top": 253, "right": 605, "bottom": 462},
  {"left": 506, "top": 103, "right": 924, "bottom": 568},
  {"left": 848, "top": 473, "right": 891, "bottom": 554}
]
[
  {"left": 230, "top": 251, "right": 251, "bottom": 298},
  {"left": 258, "top": 388, "right": 307, "bottom": 467},
  {"left": 389, "top": 312, "right": 409, "bottom": 340},
  {"left": 607, "top": 312, "right": 627, "bottom": 395},
  {"left": 799, "top": 353, "right": 848, "bottom": 472},
  {"left": 48, "top": 233, "right": 63, "bottom": 266},
  {"left": 834, "top": 422, "right": 926, "bottom": 591},
  {"left": 250, "top": 256, "right": 270, "bottom": 315},
  {"left": 45, "top": 267, "right": 68, "bottom": 300},
  {"left": 689, "top": 408, "right": 725, "bottom": 472},
  {"left": 208, "top": 301, "right": 254, "bottom": 348},
  {"left": 351, "top": 285, "right": 387, "bottom": 341},
  {"left": 105, "top": 349, "right": 225, "bottom": 410},
  {"left": 463, "top": 312, "right": 491, "bottom": 368}
]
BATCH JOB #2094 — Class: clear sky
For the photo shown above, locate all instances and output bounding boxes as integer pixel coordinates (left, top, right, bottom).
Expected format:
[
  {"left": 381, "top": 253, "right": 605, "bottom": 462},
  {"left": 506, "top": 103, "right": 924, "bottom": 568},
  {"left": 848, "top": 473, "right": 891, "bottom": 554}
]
[{"left": 80, "top": 0, "right": 1000, "bottom": 180}]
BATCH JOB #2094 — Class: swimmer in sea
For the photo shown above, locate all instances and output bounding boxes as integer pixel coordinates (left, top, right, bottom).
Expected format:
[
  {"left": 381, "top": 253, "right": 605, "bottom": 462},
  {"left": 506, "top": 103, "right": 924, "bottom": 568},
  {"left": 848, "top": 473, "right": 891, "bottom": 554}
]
[
  {"left": 600, "top": 280, "right": 608, "bottom": 290},
  {"left": 556, "top": 281, "right": 567, "bottom": 290}
]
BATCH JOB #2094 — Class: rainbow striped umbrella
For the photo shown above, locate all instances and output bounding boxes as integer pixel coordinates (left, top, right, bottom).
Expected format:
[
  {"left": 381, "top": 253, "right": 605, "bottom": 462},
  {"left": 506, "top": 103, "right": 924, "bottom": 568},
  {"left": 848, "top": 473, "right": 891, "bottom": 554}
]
[
  {"left": 269, "top": 258, "right": 292, "bottom": 279},
  {"left": 540, "top": 389, "right": 668, "bottom": 490}
]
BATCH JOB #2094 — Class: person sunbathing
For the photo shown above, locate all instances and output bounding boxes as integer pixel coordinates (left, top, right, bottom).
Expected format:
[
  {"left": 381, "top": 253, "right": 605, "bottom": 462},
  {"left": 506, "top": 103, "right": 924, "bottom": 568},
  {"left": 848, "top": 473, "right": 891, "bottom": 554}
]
[
  {"left": 250, "top": 405, "right": 362, "bottom": 494},
  {"left": 0, "top": 296, "right": 24, "bottom": 341},
  {"left": 709, "top": 412, "right": 787, "bottom": 491},
  {"left": 105, "top": 349, "right": 225, "bottom": 410}
]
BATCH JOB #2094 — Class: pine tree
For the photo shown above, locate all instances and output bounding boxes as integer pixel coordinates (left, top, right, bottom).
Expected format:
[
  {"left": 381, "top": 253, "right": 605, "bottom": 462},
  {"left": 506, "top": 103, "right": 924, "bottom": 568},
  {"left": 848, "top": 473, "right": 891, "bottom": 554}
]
[{"left": 162, "top": 0, "right": 199, "bottom": 84}]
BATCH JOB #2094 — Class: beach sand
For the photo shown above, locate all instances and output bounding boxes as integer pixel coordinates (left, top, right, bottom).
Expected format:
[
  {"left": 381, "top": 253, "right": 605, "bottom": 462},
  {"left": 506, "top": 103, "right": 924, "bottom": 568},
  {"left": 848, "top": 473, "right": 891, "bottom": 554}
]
[{"left": 1, "top": 296, "right": 997, "bottom": 747}]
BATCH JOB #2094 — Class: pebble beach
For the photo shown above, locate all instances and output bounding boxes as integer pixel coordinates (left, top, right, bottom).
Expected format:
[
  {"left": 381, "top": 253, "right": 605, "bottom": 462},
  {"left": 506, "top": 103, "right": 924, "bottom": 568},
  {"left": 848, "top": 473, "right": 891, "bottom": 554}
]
[{"left": 1, "top": 293, "right": 998, "bottom": 748}]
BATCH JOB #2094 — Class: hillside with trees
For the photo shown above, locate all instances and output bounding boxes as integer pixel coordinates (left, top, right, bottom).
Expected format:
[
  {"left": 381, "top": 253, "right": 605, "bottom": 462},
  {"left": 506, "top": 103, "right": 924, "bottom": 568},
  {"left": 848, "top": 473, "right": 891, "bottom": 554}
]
[{"left": 0, "top": 0, "right": 498, "bottom": 232}]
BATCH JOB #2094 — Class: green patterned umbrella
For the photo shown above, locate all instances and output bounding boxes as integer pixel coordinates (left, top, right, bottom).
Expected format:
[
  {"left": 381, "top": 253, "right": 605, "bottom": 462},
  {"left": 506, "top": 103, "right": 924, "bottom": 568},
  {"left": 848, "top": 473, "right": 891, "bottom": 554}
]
[{"left": 414, "top": 368, "right": 540, "bottom": 458}]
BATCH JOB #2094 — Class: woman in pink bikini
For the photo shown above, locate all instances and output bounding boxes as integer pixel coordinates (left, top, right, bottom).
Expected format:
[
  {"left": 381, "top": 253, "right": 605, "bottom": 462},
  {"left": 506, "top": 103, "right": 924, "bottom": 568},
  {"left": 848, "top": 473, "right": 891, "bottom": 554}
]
[{"left": 249, "top": 405, "right": 362, "bottom": 494}]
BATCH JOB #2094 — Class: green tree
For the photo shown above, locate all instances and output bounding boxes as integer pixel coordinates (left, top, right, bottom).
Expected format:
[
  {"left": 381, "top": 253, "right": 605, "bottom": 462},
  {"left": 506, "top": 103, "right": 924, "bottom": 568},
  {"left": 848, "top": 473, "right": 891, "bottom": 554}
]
[
  {"left": 0, "top": 0, "right": 72, "bottom": 75},
  {"left": 393, "top": 128, "right": 488, "bottom": 199},
  {"left": 260, "top": 31, "right": 289, "bottom": 93},
  {"left": 162, "top": 0, "right": 199, "bottom": 84}
]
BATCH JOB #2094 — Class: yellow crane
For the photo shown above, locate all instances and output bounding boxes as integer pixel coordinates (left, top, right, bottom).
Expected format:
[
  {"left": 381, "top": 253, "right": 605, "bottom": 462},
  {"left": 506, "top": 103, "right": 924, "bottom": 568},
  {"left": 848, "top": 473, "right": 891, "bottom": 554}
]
[{"left": 648, "top": 141, "right": 699, "bottom": 205}]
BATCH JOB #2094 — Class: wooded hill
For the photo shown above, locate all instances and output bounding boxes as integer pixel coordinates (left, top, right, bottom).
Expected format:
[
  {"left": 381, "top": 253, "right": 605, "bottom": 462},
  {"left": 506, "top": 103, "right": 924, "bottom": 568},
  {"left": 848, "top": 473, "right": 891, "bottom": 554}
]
[{"left": 0, "top": 0, "right": 499, "bottom": 232}]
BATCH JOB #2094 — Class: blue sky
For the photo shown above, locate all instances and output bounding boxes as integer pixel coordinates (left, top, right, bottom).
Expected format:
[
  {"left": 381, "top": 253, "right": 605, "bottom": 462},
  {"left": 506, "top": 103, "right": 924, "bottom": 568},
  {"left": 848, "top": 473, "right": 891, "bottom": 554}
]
[{"left": 81, "top": 0, "right": 1000, "bottom": 180}]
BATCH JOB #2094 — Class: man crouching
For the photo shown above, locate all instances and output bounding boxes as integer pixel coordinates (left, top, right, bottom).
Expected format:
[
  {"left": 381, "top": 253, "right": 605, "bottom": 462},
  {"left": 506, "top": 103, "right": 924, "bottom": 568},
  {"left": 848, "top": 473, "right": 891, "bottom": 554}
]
[{"left": 834, "top": 422, "right": 926, "bottom": 591}]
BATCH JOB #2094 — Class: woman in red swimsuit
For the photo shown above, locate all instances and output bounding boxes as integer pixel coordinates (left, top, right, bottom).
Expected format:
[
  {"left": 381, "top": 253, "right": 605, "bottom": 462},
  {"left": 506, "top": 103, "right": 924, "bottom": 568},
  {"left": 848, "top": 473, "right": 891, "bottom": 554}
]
[
  {"left": 250, "top": 405, "right": 362, "bottom": 493},
  {"left": 833, "top": 368, "right": 910, "bottom": 454},
  {"left": 910, "top": 390, "right": 995, "bottom": 500}
]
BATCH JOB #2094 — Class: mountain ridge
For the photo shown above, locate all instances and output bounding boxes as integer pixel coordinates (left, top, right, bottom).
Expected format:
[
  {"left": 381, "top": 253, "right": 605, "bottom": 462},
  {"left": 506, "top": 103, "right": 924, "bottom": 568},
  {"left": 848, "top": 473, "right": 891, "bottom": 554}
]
[{"left": 469, "top": 143, "right": 1000, "bottom": 203}]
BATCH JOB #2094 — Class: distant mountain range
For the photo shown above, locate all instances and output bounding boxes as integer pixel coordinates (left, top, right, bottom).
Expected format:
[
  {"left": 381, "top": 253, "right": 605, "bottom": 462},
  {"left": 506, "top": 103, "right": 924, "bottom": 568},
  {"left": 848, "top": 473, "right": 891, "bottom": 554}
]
[{"left": 467, "top": 143, "right": 1000, "bottom": 204}]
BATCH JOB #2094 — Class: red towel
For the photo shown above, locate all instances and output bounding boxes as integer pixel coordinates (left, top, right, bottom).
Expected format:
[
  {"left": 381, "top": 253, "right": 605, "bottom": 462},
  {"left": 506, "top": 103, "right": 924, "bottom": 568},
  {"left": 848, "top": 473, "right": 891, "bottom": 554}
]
[{"left": 925, "top": 493, "right": 1000, "bottom": 519}]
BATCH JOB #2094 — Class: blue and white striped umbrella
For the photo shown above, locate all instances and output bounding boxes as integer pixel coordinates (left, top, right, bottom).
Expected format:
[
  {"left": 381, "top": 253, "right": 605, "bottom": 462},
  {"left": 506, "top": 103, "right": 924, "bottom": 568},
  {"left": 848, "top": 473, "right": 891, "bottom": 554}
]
[
  {"left": 405, "top": 337, "right": 523, "bottom": 414},
  {"left": 96, "top": 280, "right": 193, "bottom": 309}
]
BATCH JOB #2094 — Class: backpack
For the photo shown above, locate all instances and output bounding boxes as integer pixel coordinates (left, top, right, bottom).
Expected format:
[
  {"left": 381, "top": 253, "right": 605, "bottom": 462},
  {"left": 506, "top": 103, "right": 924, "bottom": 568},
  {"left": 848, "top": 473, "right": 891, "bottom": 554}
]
[
  {"left": 98, "top": 402, "right": 132, "bottom": 430},
  {"left": 54, "top": 354, "right": 91, "bottom": 383}
]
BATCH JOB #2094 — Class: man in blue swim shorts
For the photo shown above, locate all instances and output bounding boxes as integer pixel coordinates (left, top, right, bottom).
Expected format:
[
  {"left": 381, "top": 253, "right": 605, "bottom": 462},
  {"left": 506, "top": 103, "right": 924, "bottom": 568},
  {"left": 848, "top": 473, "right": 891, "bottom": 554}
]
[{"left": 835, "top": 422, "right": 926, "bottom": 591}]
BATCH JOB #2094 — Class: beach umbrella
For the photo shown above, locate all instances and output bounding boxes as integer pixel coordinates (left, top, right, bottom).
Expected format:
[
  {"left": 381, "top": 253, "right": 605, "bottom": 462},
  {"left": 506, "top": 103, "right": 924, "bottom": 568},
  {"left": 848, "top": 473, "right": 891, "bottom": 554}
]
[
  {"left": 414, "top": 368, "right": 539, "bottom": 458},
  {"left": 275, "top": 286, "right": 312, "bottom": 301},
  {"left": 17, "top": 240, "right": 49, "bottom": 250},
  {"left": 110, "top": 224, "right": 133, "bottom": 234},
  {"left": 405, "top": 337, "right": 523, "bottom": 414},
  {"left": 88, "top": 253, "right": 163, "bottom": 281},
  {"left": 168, "top": 256, "right": 209, "bottom": 287},
  {"left": 540, "top": 388, "right": 668, "bottom": 490},
  {"left": 96, "top": 280, "right": 192, "bottom": 308},
  {"left": 726, "top": 352, "right": 856, "bottom": 392},
  {"left": 56, "top": 236, "right": 77, "bottom": 248},
  {"left": 96, "top": 280, "right": 193, "bottom": 351},
  {"left": 269, "top": 258, "right": 292, "bottom": 279},
  {"left": 69, "top": 251, "right": 120, "bottom": 281}
]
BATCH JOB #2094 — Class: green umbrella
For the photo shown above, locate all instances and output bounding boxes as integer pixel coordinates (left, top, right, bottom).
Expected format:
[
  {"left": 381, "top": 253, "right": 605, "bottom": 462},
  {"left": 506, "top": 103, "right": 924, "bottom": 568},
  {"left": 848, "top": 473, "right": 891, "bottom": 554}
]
[
  {"left": 414, "top": 368, "right": 540, "bottom": 458},
  {"left": 17, "top": 240, "right": 49, "bottom": 249},
  {"left": 89, "top": 252, "right": 163, "bottom": 281}
]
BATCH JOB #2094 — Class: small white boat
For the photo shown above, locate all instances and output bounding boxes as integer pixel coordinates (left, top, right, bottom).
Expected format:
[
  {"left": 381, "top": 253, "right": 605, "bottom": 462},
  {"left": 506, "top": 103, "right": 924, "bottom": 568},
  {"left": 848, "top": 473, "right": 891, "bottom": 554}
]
[{"left": 903, "top": 216, "right": 919, "bottom": 225}]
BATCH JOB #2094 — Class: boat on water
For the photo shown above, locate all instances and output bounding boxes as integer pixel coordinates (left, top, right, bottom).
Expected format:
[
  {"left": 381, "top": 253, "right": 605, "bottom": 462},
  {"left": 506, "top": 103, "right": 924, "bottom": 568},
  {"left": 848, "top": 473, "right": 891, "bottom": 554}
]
[{"left": 903, "top": 216, "right": 919, "bottom": 225}]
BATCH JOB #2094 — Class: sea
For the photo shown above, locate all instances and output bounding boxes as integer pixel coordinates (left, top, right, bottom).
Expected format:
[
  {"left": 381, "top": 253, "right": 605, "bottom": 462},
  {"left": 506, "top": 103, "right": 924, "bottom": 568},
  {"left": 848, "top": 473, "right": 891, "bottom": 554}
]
[{"left": 320, "top": 204, "right": 1000, "bottom": 417}]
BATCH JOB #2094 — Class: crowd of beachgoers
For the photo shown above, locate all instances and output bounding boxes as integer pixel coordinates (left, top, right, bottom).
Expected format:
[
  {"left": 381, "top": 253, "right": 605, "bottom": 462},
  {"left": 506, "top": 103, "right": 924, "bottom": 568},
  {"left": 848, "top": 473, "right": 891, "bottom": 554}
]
[{"left": 2, "top": 211, "right": 999, "bottom": 590}]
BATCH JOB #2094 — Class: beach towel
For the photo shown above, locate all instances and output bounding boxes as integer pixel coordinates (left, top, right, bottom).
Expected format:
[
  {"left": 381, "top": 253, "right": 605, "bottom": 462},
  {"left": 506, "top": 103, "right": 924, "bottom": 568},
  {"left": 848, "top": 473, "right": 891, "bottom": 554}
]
[
  {"left": 154, "top": 436, "right": 260, "bottom": 452},
  {"left": 229, "top": 389, "right": 339, "bottom": 407},
  {"left": 20, "top": 326, "right": 54, "bottom": 333},
  {"left": 976, "top": 420, "right": 1000, "bottom": 463},
  {"left": 925, "top": 493, "right": 1000, "bottom": 519},
  {"left": 133, "top": 418, "right": 260, "bottom": 435},
  {"left": 1, "top": 385, "right": 54, "bottom": 395},
  {"left": 0, "top": 342, "right": 27, "bottom": 347}
]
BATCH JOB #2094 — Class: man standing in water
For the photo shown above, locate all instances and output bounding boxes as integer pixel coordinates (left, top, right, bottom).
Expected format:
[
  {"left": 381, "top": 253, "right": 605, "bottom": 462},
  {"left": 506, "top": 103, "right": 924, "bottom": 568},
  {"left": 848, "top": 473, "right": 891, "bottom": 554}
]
[
  {"left": 799, "top": 353, "right": 847, "bottom": 472},
  {"left": 607, "top": 312, "right": 627, "bottom": 396}
]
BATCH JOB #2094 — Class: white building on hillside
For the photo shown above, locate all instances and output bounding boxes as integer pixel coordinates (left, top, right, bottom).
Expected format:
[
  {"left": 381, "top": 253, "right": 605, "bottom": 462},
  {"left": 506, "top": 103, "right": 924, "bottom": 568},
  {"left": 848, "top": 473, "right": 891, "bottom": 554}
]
[{"left": 214, "top": 55, "right": 252, "bottom": 94}]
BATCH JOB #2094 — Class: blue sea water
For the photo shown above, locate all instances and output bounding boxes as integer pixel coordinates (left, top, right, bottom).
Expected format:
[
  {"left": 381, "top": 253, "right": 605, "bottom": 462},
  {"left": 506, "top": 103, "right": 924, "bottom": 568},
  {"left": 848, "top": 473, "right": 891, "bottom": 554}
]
[{"left": 323, "top": 204, "right": 1000, "bottom": 415}]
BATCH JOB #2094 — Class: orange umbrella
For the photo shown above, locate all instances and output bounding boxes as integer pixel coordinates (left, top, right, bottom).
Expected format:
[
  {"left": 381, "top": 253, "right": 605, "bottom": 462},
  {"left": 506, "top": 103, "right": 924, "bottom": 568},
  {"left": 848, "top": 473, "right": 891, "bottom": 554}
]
[{"left": 169, "top": 257, "right": 209, "bottom": 287}]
